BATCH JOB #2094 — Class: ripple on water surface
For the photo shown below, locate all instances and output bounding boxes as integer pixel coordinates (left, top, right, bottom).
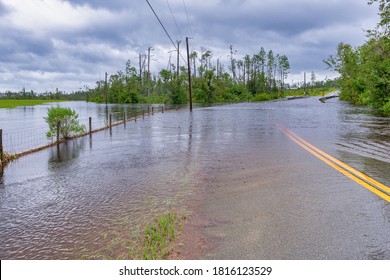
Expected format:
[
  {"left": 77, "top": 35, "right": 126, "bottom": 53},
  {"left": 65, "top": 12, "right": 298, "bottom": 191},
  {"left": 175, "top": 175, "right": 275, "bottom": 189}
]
[{"left": 0, "top": 100, "right": 389, "bottom": 259}]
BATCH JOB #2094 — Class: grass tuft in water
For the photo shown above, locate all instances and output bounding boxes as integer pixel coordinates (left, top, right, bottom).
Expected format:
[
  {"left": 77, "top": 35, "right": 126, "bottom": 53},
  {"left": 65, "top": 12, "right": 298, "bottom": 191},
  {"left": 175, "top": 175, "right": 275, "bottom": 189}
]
[
  {"left": 141, "top": 212, "right": 180, "bottom": 260},
  {"left": 78, "top": 210, "right": 187, "bottom": 260}
]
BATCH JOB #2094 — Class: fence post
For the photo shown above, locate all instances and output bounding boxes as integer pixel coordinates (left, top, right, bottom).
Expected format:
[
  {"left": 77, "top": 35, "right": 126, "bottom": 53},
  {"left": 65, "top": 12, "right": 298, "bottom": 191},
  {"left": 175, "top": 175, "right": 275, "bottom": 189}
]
[
  {"left": 162, "top": 106, "right": 164, "bottom": 113},
  {"left": 56, "top": 121, "right": 60, "bottom": 145},
  {"left": 109, "top": 114, "right": 112, "bottom": 133},
  {"left": 123, "top": 113, "right": 126, "bottom": 126},
  {"left": 0, "top": 129, "right": 3, "bottom": 166},
  {"left": 89, "top": 117, "right": 92, "bottom": 136},
  {"left": 152, "top": 106, "right": 154, "bottom": 115},
  {"left": 143, "top": 109, "right": 145, "bottom": 119}
]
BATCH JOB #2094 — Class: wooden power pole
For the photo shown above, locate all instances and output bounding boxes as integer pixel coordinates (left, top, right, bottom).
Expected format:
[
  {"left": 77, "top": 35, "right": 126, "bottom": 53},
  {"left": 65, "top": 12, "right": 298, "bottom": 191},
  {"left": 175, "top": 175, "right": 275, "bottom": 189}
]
[
  {"left": 186, "top": 37, "right": 193, "bottom": 112},
  {"left": 139, "top": 53, "right": 142, "bottom": 83},
  {"left": 104, "top": 72, "right": 108, "bottom": 110}
]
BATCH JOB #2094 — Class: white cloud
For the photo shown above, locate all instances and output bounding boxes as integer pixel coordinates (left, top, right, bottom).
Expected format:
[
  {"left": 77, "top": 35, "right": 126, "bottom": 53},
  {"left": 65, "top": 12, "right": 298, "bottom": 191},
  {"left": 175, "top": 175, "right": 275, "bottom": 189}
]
[{"left": 1, "top": 0, "right": 118, "bottom": 35}]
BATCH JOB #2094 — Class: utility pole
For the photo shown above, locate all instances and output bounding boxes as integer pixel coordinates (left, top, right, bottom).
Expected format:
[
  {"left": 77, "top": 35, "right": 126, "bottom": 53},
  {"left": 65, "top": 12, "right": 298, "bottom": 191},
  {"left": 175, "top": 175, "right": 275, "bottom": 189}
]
[
  {"left": 139, "top": 53, "right": 142, "bottom": 83},
  {"left": 104, "top": 72, "right": 108, "bottom": 111},
  {"left": 186, "top": 37, "right": 193, "bottom": 112},
  {"left": 147, "top": 47, "right": 153, "bottom": 97},
  {"left": 304, "top": 72, "right": 307, "bottom": 96},
  {"left": 177, "top": 40, "right": 181, "bottom": 79}
]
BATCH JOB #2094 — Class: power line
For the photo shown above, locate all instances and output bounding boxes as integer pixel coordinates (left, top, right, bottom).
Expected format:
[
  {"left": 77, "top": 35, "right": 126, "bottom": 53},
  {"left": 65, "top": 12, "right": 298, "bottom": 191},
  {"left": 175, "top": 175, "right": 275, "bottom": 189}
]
[
  {"left": 145, "top": 0, "right": 187, "bottom": 64},
  {"left": 145, "top": 0, "right": 177, "bottom": 51},
  {"left": 166, "top": 0, "right": 183, "bottom": 40},
  {"left": 182, "top": 0, "right": 193, "bottom": 37}
]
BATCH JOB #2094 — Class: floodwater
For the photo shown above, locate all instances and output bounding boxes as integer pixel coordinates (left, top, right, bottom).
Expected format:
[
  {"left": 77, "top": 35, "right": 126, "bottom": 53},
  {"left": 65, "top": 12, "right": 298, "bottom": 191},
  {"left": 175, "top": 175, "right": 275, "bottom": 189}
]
[
  {"left": 0, "top": 101, "right": 175, "bottom": 154},
  {"left": 0, "top": 97, "right": 389, "bottom": 259}
]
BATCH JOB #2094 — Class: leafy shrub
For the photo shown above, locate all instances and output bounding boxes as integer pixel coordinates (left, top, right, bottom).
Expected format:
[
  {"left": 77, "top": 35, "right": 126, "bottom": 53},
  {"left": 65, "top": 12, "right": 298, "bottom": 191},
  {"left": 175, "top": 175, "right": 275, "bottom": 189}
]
[
  {"left": 382, "top": 100, "right": 390, "bottom": 116},
  {"left": 253, "top": 93, "right": 272, "bottom": 102},
  {"left": 44, "top": 107, "right": 86, "bottom": 139}
]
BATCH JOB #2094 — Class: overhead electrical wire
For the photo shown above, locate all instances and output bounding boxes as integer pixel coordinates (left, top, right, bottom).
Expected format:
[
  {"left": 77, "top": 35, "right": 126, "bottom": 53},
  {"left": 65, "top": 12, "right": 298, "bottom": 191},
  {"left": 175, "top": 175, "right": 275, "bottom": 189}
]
[
  {"left": 182, "top": 0, "right": 193, "bottom": 37},
  {"left": 166, "top": 0, "right": 183, "bottom": 40},
  {"left": 145, "top": 0, "right": 177, "bottom": 50},
  {"left": 145, "top": 0, "right": 187, "bottom": 64}
]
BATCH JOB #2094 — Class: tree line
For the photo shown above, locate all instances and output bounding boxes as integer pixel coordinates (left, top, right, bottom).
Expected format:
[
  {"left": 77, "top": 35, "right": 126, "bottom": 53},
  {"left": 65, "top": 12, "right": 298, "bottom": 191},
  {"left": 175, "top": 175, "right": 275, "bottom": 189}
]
[
  {"left": 85, "top": 45, "right": 292, "bottom": 105},
  {"left": 0, "top": 86, "right": 93, "bottom": 101},
  {"left": 1, "top": 45, "right": 337, "bottom": 104},
  {"left": 325, "top": 0, "right": 390, "bottom": 114}
]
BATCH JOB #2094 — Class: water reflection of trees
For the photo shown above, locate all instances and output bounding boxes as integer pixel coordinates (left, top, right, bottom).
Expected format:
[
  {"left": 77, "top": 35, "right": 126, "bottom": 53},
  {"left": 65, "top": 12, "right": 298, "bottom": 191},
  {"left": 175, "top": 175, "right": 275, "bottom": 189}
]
[{"left": 49, "top": 139, "right": 86, "bottom": 163}]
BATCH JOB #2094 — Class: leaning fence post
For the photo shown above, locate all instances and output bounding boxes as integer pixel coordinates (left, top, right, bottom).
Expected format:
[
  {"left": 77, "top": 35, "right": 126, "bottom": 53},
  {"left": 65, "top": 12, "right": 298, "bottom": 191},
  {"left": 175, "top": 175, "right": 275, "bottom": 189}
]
[
  {"left": 109, "top": 114, "right": 112, "bottom": 134},
  {"left": 0, "top": 129, "right": 3, "bottom": 165},
  {"left": 89, "top": 117, "right": 92, "bottom": 136}
]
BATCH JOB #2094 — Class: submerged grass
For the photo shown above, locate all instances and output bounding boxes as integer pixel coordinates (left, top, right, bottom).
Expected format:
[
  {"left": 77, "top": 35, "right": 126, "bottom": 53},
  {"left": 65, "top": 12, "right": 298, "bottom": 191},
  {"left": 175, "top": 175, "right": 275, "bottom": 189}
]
[
  {"left": 79, "top": 210, "right": 187, "bottom": 260},
  {"left": 141, "top": 212, "right": 180, "bottom": 260},
  {"left": 0, "top": 99, "right": 65, "bottom": 108}
]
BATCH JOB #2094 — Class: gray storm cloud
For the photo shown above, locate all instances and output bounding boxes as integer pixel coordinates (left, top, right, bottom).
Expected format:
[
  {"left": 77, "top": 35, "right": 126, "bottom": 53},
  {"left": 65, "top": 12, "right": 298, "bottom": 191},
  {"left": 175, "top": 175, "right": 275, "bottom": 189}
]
[{"left": 0, "top": 0, "right": 378, "bottom": 92}]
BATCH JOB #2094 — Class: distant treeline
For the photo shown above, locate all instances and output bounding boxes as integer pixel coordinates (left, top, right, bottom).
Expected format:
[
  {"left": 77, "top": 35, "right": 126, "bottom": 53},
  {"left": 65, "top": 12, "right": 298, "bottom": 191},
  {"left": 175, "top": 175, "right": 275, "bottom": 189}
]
[
  {"left": 0, "top": 88, "right": 85, "bottom": 101},
  {"left": 325, "top": 0, "right": 390, "bottom": 115},
  {"left": 1, "top": 45, "right": 337, "bottom": 104}
]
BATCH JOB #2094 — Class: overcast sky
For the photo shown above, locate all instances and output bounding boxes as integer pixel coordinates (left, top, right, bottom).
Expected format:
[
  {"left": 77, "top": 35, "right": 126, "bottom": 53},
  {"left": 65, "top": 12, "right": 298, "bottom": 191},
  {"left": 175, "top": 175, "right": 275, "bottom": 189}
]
[{"left": 0, "top": 0, "right": 379, "bottom": 93}]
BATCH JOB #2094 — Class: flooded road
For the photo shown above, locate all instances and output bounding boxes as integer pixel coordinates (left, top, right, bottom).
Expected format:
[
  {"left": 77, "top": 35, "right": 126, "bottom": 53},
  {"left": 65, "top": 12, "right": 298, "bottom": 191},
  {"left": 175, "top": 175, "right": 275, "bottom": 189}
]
[{"left": 0, "top": 97, "right": 389, "bottom": 259}]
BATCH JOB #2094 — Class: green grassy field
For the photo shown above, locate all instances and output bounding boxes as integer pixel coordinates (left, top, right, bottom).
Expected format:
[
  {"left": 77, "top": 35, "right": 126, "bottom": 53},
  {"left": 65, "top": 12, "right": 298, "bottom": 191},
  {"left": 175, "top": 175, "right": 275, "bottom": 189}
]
[{"left": 0, "top": 99, "right": 64, "bottom": 108}]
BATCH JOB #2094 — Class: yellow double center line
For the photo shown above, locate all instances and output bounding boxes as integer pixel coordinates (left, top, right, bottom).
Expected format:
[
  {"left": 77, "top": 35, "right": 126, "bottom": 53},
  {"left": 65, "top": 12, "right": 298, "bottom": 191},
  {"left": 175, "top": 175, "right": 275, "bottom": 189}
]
[{"left": 277, "top": 123, "right": 390, "bottom": 203}]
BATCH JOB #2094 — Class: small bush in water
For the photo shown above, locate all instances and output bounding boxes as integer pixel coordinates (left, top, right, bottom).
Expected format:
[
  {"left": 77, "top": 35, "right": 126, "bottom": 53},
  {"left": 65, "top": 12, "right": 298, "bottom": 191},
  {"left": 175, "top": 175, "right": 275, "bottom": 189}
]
[{"left": 44, "top": 107, "right": 86, "bottom": 139}]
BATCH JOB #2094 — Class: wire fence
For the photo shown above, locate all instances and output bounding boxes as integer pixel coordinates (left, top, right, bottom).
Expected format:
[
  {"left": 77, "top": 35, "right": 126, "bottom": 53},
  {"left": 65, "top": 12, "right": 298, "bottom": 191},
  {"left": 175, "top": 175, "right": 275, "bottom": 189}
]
[
  {"left": 2, "top": 126, "right": 53, "bottom": 155},
  {"left": 0, "top": 106, "right": 170, "bottom": 158}
]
